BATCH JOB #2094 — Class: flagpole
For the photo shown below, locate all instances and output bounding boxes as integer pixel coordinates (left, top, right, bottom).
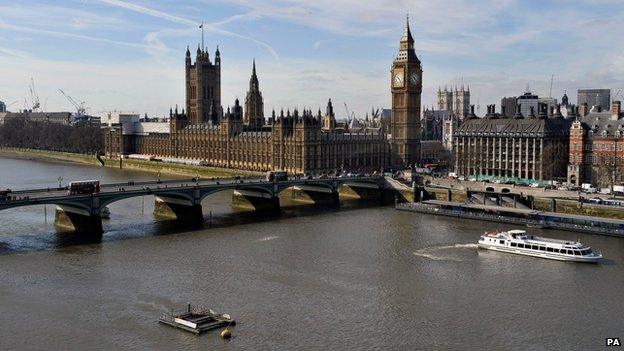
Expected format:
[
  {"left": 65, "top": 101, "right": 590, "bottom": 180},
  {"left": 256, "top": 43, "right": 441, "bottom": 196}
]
[{"left": 201, "top": 21, "right": 204, "bottom": 52}]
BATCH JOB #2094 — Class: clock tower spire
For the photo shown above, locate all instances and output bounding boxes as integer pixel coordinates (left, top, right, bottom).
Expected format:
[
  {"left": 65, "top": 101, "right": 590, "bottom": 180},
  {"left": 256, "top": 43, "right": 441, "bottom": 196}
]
[{"left": 391, "top": 14, "right": 422, "bottom": 167}]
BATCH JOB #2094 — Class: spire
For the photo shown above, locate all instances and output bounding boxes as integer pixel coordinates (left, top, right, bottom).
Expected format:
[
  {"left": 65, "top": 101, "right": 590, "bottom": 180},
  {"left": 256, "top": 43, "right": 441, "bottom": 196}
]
[
  {"left": 401, "top": 12, "right": 414, "bottom": 44},
  {"left": 186, "top": 46, "right": 190, "bottom": 57},
  {"left": 396, "top": 13, "right": 419, "bottom": 63},
  {"left": 252, "top": 58, "right": 256, "bottom": 76}
]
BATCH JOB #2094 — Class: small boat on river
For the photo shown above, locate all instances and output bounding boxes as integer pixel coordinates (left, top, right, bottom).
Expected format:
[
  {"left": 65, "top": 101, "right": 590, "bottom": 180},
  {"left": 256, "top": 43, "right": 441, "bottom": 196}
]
[{"left": 158, "top": 304, "right": 235, "bottom": 334}]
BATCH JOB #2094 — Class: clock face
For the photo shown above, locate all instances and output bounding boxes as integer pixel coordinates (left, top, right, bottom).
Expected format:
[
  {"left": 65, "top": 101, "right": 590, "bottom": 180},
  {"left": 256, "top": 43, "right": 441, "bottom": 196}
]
[
  {"left": 393, "top": 69, "right": 404, "bottom": 88},
  {"left": 409, "top": 73, "right": 420, "bottom": 86}
]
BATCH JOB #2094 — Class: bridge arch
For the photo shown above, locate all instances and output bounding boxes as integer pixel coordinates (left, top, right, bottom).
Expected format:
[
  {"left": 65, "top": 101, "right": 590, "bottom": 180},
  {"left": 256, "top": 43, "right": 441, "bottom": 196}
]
[{"left": 98, "top": 191, "right": 195, "bottom": 209}]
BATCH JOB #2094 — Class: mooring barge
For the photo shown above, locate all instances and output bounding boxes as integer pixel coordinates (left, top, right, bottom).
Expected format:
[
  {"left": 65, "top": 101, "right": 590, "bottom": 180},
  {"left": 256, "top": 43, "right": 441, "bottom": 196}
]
[{"left": 158, "top": 304, "right": 235, "bottom": 334}]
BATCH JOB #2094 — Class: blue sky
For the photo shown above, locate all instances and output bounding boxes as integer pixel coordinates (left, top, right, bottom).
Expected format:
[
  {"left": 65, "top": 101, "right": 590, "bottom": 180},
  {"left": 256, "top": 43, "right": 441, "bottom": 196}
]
[{"left": 0, "top": 0, "right": 622, "bottom": 118}]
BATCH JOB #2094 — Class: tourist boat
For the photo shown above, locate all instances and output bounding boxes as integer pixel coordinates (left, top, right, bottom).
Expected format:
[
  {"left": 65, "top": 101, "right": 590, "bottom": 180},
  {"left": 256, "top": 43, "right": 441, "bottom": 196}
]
[{"left": 478, "top": 229, "right": 602, "bottom": 263}]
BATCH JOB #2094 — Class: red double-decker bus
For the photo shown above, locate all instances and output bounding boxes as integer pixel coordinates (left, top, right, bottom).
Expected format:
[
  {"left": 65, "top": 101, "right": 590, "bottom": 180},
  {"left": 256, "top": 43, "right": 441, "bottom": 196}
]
[{"left": 68, "top": 180, "right": 101, "bottom": 195}]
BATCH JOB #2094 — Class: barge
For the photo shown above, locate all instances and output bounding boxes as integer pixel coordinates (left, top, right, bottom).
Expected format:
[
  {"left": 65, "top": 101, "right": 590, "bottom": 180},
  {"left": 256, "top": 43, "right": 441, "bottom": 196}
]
[{"left": 158, "top": 304, "right": 235, "bottom": 334}]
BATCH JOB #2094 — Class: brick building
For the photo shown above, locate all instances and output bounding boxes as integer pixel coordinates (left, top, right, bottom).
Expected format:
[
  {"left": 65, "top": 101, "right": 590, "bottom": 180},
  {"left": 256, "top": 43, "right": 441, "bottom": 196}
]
[{"left": 567, "top": 101, "right": 624, "bottom": 187}]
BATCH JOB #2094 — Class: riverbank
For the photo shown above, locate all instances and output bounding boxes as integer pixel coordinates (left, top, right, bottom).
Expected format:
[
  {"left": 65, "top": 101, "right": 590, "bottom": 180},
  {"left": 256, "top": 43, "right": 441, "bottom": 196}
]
[
  {"left": 0, "top": 148, "right": 259, "bottom": 178},
  {"left": 397, "top": 201, "right": 624, "bottom": 236},
  {"left": 422, "top": 185, "right": 624, "bottom": 220}
]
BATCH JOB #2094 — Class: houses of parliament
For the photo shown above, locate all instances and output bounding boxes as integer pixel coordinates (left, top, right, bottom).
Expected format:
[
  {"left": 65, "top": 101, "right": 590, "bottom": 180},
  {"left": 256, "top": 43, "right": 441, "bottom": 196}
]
[{"left": 104, "top": 18, "right": 422, "bottom": 174}]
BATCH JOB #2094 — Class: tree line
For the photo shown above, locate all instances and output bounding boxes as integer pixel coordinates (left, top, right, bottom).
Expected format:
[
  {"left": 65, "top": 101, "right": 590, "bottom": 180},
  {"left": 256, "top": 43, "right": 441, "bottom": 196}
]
[{"left": 0, "top": 117, "right": 103, "bottom": 154}]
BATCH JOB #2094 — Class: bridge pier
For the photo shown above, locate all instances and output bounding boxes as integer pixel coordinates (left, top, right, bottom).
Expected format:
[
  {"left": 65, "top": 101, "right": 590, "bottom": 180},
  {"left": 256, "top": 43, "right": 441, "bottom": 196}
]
[
  {"left": 54, "top": 206, "right": 103, "bottom": 238},
  {"left": 291, "top": 186, "right": 340, "bottom": 208},
  {"left": 345, "top": 185, "right": 394, "bottom": 204},
  {"left": 232, "top": 189, "right": 280, "bottom": 213},
  {"left": 154, "top": 196, "right": 203, "bottom": 225}
]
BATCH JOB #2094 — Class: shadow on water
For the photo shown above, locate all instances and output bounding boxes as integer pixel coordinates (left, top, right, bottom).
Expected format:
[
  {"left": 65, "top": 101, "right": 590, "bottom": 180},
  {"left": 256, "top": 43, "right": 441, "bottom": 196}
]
[{"left": 0, "top": 199, "right": 391, "bottom": 255}]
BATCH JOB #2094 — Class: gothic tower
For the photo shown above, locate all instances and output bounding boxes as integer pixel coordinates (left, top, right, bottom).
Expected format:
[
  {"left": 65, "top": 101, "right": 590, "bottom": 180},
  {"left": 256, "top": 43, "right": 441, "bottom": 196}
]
[
  {"left": 322, "top": 98, "right": 336, "bottom": 131},
  {"left": 453, "top": 85, "right": 470, "bottom": 120},
  {"left": 391, "top": 16, "right": 422, "bottom": 167},
  {"left": 244, "top": 60, "right": 265, "bottom": 128},
  {"left": 186, "top": 45, "right": 221, "bottom": 125}
]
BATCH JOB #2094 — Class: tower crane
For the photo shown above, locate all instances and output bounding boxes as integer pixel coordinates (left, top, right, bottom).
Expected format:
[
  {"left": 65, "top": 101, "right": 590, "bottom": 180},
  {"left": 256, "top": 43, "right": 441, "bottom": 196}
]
[
  {"left": 58, "top": 89, "right": 88, "bottom": 117},
  {"left": 343, "top": 102, "right": 355, "bottom": 121},
  {"left": 28, "top": 78, "right": 41, "bottom": 112}
]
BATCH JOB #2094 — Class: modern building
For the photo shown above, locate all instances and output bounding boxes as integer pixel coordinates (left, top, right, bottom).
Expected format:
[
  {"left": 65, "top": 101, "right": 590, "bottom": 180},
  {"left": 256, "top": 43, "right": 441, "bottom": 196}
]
[
  {"left": 501, "top": 97, "right": 518, "bottom": 117},
  {"left": 517, "top": 91, "right": 539, "bottom": 117},
  {"left": 567, "top": 101, "right": 624, "bottom": 187},
  {"left": 101, "top": 111, "right": 141, "bottom": 126},
  {"left": 0, "top": 101, "right": 6, "bottom": 113},
  {"left": 578, "top": 89, "right": 610, "bottom": 112},
  {"left": 104, "top": 17, "right": 423, "bottom": 173},
  {"left": 453, "top": 104, "right": 572, "bottom": 182}
]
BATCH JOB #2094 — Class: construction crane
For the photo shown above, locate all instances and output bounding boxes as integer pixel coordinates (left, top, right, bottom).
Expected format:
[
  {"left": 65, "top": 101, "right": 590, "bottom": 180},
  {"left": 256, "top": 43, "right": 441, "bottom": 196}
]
[
  {"left": 58, "top": 89, "right": 88, "bottom": 117},
  {"left": 343, "top": 102, "right": 355, "bottom": 121},
  {"left": 28, "top": 78, "right": 41, "bottom": 111}
]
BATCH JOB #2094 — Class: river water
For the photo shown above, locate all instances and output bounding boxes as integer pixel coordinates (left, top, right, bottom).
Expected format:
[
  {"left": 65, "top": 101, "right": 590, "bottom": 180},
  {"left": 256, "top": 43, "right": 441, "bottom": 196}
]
[{"left": 0, "top": 156, "right": 622, "bottom": 350}]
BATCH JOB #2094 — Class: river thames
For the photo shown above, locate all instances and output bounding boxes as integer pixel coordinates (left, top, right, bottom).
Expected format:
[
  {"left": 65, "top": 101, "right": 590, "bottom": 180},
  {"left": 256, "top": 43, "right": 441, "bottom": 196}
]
[{"left": 0, "top": 156, "right": 622, "bottom": 350}]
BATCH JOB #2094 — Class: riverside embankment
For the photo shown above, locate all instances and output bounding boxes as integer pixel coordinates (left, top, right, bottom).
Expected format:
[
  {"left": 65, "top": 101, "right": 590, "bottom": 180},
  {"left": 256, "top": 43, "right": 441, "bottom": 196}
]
[{"left": 0, "top": 147, "right": 259, "bottom": 178}]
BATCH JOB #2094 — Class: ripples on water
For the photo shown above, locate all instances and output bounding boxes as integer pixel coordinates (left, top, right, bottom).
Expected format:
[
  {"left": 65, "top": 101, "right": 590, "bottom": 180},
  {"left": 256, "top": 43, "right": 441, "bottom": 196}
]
[{"left": 1, "top": 156, "right": 624, "bottom": 350}]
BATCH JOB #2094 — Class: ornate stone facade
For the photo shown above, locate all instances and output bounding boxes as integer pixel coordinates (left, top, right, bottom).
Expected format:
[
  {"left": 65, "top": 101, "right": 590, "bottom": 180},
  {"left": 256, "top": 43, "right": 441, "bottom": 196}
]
[
  {"left": 186, "top": 45, "right": 221, "bottom": 125},
  {"left": 244, "top": 60, "right": 264, "bottom": 128},
  {"left": 104, "top": 18, "right": 422, "bottom": 174},
  {"left": 390, "top": 17, "right": 422, "bottom": 167}
]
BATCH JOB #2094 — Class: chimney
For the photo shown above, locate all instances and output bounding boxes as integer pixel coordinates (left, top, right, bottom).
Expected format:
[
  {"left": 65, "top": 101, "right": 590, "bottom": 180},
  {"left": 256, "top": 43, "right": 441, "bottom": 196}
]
[
  {"left": 579, "top": 103, "right": 589, "bottom": 117},
  {"left": 612, "top": 101, "right": 621, "bottom": 119}
]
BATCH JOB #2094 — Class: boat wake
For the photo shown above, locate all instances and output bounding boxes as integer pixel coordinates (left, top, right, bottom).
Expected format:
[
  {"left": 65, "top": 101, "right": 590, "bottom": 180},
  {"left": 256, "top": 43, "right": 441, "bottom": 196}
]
[
  {"left": 258, "top": 235, "right": 279, "bottom": 242},
  {"left": 413, "top": 243, "right": 478, "bottom": 262}
]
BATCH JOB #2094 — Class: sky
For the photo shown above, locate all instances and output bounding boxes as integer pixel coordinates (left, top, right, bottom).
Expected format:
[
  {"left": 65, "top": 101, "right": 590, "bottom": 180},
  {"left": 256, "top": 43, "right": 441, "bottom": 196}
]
[{"left": 0, "top": 0, "right": 623, "bottom": 119}]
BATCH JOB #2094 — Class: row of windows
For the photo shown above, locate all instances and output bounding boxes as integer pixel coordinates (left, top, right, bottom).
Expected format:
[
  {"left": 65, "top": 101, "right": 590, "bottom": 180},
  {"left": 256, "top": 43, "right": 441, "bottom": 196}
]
[
  {"left": 572, "top": 142, "right": 622, "bottom": 151},
  {"left": 510, "top": 242, "right": 592, "bottom": 255}
]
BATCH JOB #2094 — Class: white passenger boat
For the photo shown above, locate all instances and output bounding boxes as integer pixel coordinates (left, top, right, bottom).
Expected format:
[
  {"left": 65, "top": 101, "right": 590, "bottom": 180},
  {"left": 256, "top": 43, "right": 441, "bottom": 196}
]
[{"left": 478, "top": 230, "right": 602, "bottom": 263}]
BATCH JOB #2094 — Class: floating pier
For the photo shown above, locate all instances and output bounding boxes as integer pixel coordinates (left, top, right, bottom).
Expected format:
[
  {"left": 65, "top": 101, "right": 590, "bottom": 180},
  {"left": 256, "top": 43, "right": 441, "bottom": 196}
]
[
  {"left": 158, "top": 304, "right": 235, "bottom": 334},
  {"left": 397, "top": 200, "right": 624, "bottom": 237}
]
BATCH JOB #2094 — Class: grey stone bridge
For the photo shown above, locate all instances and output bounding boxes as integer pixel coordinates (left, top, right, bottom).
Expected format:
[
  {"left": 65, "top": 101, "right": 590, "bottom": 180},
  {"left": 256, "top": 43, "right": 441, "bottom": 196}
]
[{"left": 1, "top": 176, "right": 403, "bottom": 238}]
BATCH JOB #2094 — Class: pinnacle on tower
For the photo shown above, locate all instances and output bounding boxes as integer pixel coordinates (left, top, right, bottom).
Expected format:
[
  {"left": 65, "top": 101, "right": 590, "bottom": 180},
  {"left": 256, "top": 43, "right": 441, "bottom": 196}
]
[{"left": 401, "top": 12, "right": 414, "bottom": 44}]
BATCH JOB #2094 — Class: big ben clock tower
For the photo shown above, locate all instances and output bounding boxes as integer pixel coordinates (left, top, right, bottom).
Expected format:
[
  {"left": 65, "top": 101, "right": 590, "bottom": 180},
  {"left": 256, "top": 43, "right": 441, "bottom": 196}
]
[{"left": 391, "top": 16, "right": 422, "bottom": 167}]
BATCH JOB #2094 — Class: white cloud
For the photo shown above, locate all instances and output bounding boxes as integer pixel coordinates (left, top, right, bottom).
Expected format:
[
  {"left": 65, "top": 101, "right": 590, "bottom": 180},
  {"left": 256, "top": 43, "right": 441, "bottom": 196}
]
[
  {"left": 95, "top": 0, "right": 281, "bottom": 61},
  {"left": 1, "top": 0, "right": 623, "bottom": 119}
]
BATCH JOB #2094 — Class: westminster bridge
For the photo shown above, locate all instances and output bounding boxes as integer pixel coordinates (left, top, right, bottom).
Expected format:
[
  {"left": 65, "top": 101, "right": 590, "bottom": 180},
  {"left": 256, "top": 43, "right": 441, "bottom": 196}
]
[{"left": 0, "top": 176, "right": 407, "bottom": 237}]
